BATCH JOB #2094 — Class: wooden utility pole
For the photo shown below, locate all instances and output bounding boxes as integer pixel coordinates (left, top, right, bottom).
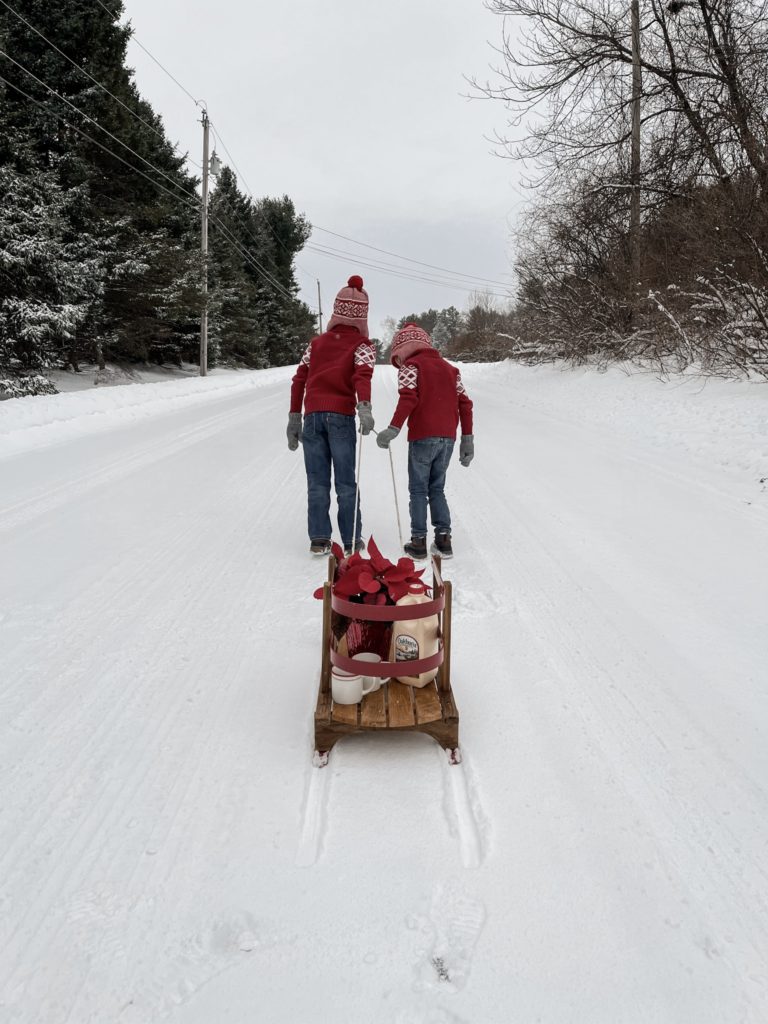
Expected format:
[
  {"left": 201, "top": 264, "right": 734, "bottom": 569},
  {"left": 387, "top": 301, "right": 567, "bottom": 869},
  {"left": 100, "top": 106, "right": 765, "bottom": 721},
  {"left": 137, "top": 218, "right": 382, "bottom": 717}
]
[
  {"left": 316, "top": 279, "right": 323, "bottom": 333},
  {"left": 200, "top": 109, "right": 210, "bottom": 376},
  {"left": 629, "top": 0, "right": 642, "bottom": 313}
]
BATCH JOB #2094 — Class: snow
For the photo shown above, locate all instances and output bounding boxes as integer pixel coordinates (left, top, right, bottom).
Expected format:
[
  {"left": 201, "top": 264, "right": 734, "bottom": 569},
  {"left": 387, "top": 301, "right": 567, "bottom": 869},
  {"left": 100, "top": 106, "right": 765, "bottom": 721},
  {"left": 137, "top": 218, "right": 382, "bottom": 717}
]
[{"left": 1, "top": 361, "right": 767, "bottom": 1023}]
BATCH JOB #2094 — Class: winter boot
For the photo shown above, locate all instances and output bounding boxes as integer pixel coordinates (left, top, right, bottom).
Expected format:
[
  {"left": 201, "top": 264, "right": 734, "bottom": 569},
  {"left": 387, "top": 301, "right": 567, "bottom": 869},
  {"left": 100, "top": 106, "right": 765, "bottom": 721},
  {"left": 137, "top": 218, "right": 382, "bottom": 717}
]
[
  {"left": 431, "top": 530, "right": 453, "bottom": 559},
  {"left": 309, "top": 538, "right": 332, "bottom": 557},
  {"left": 344, "top": 538, "right": 366, "bottom": 557},
  {"left": 404, "top": 535, "right": 428, "bottom": 561}
]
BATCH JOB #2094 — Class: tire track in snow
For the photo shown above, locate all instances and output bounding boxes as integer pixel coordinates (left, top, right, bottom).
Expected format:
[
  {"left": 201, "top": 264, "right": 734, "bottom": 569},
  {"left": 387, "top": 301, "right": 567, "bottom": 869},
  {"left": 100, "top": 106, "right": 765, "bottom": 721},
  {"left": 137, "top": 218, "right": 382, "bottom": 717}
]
[
  {"left": 0, "top": 452, "right": 277, "bottom": 972},
  {"left": 54, "top": 461, "right": 295, "bottom": 1021},
  {"left": 455, "top": 416, "right": 768, "bottom": 1009},
  {"left": 0, "top": 391, "right": 281, "bottom": 534},
  {"left": 0, "top": 393, "right": 301, "bottom": 1010}
]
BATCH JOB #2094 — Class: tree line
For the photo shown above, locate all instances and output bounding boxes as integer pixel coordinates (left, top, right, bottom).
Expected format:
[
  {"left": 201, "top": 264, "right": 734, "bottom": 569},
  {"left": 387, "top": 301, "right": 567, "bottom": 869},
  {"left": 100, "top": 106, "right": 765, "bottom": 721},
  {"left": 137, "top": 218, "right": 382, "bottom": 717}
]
[
  {"left": 0, "top": 0, "right": 314, "bottom": 397},
  {"left": 467, "top": 0, "right": 768, "bottom": 377}
]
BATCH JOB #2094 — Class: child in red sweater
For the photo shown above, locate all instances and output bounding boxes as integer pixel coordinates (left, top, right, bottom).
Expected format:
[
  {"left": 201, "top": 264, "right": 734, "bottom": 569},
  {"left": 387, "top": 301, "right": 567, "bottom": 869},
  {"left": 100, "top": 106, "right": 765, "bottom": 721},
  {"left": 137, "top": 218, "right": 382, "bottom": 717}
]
[
  {"left": 288, "top": 276, "right": 376, "bottom": 556},
  {"left": 376, "top": 324, "right": 474, "bottom": 559}
]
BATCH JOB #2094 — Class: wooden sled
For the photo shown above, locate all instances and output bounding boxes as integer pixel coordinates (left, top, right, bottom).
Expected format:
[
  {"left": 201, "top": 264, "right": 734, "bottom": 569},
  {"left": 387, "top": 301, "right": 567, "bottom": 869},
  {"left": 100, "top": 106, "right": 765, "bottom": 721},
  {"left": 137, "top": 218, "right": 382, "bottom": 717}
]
[{"left": 313, "top": 554, "right": 459, "bottom": 760}]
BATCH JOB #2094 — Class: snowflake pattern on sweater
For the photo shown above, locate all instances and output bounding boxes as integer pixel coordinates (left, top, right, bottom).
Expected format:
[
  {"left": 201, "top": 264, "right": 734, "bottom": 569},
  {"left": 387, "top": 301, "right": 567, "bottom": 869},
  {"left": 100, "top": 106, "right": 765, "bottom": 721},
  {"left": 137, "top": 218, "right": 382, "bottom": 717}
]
[{"left": 354, "top": 343, "right": 376, "bottom": 368}]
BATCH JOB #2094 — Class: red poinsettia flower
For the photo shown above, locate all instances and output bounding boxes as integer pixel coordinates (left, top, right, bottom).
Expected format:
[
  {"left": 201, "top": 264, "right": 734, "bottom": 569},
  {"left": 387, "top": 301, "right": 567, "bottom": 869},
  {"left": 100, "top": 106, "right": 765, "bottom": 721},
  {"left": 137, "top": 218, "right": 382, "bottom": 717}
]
[{"left": 313, "top": 535, "right": 430, "bottom": 604}]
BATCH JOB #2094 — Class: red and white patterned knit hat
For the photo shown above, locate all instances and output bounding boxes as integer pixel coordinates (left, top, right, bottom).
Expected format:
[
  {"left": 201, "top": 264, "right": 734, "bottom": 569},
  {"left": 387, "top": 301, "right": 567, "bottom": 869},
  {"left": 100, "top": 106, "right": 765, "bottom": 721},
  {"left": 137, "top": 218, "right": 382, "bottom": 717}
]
[
  {"left": 390, "top": 323, "right": 433, "bottom": 366},
  {"left": 327, "top": 275, "right": 369, "bottom": 337}
]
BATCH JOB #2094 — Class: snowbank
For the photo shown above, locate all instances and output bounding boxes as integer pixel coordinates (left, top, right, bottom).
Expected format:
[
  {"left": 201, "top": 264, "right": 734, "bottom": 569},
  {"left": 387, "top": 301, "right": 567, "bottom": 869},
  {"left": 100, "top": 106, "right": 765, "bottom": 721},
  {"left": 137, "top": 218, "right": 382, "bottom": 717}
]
[
  {"left": 461, "top": 360, "right": 768, "bottom": 488},
  {"left": 0, "top": 366, "right": 293, "bottom": 459}
]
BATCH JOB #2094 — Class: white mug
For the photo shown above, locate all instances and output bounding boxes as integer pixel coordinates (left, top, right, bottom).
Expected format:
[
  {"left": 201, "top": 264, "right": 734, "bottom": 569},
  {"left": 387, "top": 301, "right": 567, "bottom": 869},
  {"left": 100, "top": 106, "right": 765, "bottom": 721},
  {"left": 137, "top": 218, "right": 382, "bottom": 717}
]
[
  {"left": 353, "top": 652, "right": 386, "bottom": 691},
  {"left": 331, "top": 667, "right": 378, "bottom": 705}
]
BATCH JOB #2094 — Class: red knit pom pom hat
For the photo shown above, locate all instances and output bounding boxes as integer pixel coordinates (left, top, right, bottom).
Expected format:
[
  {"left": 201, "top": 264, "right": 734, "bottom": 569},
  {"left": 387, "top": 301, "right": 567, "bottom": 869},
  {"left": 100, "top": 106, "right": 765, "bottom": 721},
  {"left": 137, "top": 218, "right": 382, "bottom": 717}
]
[
  {"left": 327, "top": 274, "right": 369, "bottom": 337},
  {"left": 390, "top": 323, "right": 433, "bottom": 366}
]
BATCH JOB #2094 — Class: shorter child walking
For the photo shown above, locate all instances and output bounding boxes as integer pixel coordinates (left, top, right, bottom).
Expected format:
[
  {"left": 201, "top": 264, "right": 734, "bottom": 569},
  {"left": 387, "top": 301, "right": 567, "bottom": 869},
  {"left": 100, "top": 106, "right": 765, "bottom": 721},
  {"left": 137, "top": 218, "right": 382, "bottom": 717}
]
[{"left": 376, "top": 323, "right": 474, "bottom": 559}]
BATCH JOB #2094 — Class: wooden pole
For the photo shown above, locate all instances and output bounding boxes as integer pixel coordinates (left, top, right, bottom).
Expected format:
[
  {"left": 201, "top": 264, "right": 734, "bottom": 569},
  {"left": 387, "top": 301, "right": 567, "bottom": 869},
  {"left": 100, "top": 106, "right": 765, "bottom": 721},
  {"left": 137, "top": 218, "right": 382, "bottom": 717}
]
[{"left": 200, "top": 109, "right": 210, "bottom": 376}]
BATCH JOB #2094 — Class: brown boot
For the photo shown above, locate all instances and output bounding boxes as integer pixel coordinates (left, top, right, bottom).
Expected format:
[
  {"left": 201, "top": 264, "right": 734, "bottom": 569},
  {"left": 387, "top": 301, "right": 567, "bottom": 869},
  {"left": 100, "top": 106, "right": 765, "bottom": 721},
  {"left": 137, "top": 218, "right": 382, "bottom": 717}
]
[
  {"left": 404, "top": 535, "right": 428, "bottom": 561},
  {"left": 431, "top": 531, "right": 453, "bottom": 559}
]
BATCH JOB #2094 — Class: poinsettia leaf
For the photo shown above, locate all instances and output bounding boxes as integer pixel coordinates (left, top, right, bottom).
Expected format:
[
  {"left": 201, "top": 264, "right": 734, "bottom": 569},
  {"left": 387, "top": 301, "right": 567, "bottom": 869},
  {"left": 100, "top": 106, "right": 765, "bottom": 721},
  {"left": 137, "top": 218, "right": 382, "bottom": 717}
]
[
  {"left": 313, "top": 586, "right": 325, "bottom": 599},
  {"left": 366, "top": 536, "right": 392, "bottom": 574},
  {"left": 397, "top": 557, "right": 415, "bottom": 573},
  {"left": 358, "top": 571, "right": 382, "bottom": 594},
  {"left": 331, "top": 541, "right": 344, "bottom": 562},
  {"left": 387, "top": 580, "right": 411, "bottom": 602},
  {"left": 383, "top": 567, "right": 411, "bottom": 583},
  {"left": 334, "top": 567, "right": 366, "bottom": 596},
  {"left": 363, "top": 591, "right": 389, "bottom": 605}
]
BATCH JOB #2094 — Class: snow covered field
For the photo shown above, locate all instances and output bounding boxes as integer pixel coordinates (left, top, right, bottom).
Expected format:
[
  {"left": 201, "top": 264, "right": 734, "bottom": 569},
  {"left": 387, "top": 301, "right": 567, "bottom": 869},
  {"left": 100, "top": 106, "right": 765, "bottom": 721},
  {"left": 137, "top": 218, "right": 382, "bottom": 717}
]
[{"left": 1, "top": 362, "right": 767, "bottom": 1023}]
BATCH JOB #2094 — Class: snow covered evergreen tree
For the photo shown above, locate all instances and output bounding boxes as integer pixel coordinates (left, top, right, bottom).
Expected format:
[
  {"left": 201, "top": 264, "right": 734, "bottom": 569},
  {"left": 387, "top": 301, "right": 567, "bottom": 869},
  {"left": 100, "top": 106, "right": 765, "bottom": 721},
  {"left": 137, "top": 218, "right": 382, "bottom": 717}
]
[
  {"left": 0, "top": 0, "right": 200, "bottom": 380},
  {"left": 0, "top": 159, "right": 103, "bottom": 393},
  {"left": 251, "top": 196, "right": 315, "bottom": 365},
  {"left": 0, "top": 1, "right": 314, "bottom": 391},
  {"left": 208, "top": 175, "right": 314, "bottom": 367}
]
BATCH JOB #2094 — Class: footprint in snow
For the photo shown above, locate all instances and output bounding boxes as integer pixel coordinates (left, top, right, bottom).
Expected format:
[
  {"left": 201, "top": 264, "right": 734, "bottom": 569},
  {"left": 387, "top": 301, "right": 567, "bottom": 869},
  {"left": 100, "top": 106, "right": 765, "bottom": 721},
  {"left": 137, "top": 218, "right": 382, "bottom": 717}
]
[
  {"left": 123, "top": 911, "right": 280, "bottom": 1020},
  {"left": 409, "top": 878, "right": 486, "bottom": 994}
]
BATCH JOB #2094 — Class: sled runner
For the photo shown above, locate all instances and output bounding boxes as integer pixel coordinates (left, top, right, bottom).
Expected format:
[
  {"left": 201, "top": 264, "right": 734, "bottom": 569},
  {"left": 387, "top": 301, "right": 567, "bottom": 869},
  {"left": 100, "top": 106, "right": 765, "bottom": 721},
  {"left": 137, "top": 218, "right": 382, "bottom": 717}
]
[{"left": 313, "top": 554, "right": 459, "bottom": 760}]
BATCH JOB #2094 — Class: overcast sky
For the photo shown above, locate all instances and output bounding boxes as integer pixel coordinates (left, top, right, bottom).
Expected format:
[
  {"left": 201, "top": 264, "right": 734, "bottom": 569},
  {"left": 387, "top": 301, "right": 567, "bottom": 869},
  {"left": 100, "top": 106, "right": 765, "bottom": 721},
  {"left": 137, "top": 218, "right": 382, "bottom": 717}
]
[{"left": 122, "top": 0, "right": 526, "bottom": 338}]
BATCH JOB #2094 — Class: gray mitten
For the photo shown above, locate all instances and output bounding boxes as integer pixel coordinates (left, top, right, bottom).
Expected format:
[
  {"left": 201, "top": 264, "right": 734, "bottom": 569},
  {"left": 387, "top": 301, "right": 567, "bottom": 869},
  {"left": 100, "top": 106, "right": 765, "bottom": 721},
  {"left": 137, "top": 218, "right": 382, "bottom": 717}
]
[
  {"left": 376, "top": 425, "right": 400, "bottom": 449},
  {"left": 357, "top": 401, "right": 374, "bottom": 435},
  {"left": 287, "top": 412, "right": 302, "bottom": 451},
  {"left": 459, "top": 434, "right": 474, "bottom": 467}
]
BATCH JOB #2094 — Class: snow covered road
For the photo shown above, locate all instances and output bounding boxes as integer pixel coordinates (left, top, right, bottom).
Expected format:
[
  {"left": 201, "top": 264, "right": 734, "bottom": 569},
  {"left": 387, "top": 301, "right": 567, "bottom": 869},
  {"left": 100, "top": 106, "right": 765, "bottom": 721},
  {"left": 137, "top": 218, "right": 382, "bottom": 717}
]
[{"left": 1, "top": 364, "right": 767, "bottom": 1023}]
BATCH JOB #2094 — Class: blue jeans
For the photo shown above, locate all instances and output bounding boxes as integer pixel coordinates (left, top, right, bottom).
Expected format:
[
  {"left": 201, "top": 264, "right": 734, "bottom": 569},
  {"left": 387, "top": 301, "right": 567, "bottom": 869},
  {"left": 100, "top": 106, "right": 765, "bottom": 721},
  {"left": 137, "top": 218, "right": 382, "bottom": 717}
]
[
  {"left": 408, "top": 437, "right": 454, "bottom": 537},
  {"left": 302, "top": 412, "right": 361, "bottom": 546}
]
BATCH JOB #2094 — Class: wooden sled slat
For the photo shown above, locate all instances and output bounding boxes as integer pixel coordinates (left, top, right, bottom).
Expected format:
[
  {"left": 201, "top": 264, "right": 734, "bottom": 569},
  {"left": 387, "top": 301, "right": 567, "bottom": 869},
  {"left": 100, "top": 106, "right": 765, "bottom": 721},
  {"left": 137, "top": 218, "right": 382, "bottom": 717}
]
[
  {"left": 387, "top": 681, "right": 415, "bottom": 728},
  {"left": 332, "top": 701, "right": 359, "bottom": 725},
  {"left": 413, "top": 682, "right": 443, "bottom": 724},
  {"left": 360, "top": 686, "right": 387, "bottom": 728}
]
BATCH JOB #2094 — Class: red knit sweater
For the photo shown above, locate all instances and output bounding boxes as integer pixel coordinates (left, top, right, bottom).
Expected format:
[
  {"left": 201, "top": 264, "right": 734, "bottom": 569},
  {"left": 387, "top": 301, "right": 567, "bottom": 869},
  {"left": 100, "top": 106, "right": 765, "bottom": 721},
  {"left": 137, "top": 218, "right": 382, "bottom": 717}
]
[
  {"left": 290, "top": 325, "right": 375, "bottom": 416},
  {"left": 389, "top": 349, "right": 473, "bottom": 441}
]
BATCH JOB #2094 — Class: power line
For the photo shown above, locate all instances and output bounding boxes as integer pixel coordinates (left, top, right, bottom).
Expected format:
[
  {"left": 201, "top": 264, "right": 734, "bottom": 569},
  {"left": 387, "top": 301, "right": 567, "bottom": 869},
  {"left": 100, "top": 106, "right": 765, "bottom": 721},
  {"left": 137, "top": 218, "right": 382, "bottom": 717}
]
[
  {"left": 305, "top": 244, "right": 511, "bottom": 301},
  {"left": 311, "top": 224, "right": 512, "bottom": 287},
  {"left": 0, "top": 0, "right": 201, "bottom": 170},
  {"left": 5, "top": 0, "right": 508, "bottom": 307},
  {"left": 209, "top": 121, "right": 254, "bottom": 197},
  {"left": 208, "top": 214, "right": 297, "bottom": 303},
  {"left": 206, "top": 180, "right": 301, "bottom": 301},
  {"left": 206, "top": 115, "right": 510, "bottom": 292},
  {"left": 0, "top": 48, "right": 200, "bottom": 206},
  {"left": 0, "top": 71, "right": 301, "bottom": 303},
  {"left": 0, "top": 71, "right": 200, "bottom": 209},
  {"left": 206, "top": 118, "right": 508, "bottom": 294},
  {"left": 199, "top": 153, "right": 314, "bottom": 304},
  {"left": 98, "top": 0, "right": 311, "bottom": 291},
  {"left": 305, "top": 237, "right": 512, "bottom": 292},
  {"left": 208, "top": 119, "right": 317, "bottom": 283},
  {"left": 92, "top": 0, "right": 203, "bottom": 108}
]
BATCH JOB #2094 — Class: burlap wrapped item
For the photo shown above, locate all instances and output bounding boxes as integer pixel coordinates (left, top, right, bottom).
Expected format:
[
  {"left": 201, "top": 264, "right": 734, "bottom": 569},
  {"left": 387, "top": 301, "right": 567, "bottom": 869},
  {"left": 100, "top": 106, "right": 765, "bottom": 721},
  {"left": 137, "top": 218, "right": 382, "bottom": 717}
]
[{"left": 389, "top": 593, "right": 439, "bottom": 687}]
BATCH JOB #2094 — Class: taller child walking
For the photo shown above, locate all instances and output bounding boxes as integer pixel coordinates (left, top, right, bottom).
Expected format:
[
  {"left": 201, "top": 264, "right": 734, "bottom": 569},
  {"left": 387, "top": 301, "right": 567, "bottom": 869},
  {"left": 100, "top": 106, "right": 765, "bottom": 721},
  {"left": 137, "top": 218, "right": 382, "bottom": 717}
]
[
  {"left": 376, "top": 323, "right": 474, "bottom": 560},
  {"left": 287, "top": 275, "right": 376, "bottom": 557}
]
